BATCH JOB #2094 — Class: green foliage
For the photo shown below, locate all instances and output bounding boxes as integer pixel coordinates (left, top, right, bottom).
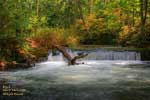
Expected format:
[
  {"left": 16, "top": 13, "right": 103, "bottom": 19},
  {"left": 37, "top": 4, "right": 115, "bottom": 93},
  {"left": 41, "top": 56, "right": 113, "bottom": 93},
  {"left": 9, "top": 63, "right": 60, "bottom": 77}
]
[
  {"left": 28, "top": 28, "right": 79, "bottom": 58},
  {"left": 0, "top": 0, "right": 150, "bottom": 62},
  {"left": 32, "top": 28, "right": 79, "bottom": 47},
  {"left": 118, "top": 24, "right": 150, "bottom": 47},
  {"left": 73, "top": 14, "right": 119, "bottom": 45}
]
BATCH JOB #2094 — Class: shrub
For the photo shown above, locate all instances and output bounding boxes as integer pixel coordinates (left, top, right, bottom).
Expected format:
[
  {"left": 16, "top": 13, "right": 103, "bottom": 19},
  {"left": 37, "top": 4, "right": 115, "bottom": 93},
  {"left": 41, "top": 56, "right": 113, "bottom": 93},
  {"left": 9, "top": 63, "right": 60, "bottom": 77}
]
[
  {"left": 73, "top": 14, "right": 118, "bottom": 45},
  {"left": 118, "top": 24, "right": 150, "bottom": 47},
  {"left": 27, "top": 28, "right": 79, "bottom": 58}
]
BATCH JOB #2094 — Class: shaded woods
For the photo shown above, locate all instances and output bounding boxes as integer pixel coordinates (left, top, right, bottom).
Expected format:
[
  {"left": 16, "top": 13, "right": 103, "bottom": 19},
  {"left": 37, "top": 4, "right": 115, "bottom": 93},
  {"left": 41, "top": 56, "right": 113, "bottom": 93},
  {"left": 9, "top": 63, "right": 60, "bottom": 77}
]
[{"left": 0, "top": 0, "right": 150, "bottom": 69}]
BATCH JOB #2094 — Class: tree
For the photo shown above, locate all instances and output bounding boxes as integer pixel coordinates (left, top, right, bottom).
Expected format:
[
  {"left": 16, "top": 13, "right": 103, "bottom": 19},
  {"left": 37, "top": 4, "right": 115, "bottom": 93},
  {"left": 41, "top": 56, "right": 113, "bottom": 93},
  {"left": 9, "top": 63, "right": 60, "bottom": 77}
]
[{"left": 139, "top": 0, "right": 148, "bottom": 47}]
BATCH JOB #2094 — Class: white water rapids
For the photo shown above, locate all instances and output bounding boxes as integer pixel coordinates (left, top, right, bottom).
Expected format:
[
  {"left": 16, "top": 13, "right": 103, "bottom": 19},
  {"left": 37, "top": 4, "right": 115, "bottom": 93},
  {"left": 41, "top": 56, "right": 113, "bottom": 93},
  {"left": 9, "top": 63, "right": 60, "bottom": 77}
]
[{"left": 0, "top": 49, "right": 150, "bottom": 100}]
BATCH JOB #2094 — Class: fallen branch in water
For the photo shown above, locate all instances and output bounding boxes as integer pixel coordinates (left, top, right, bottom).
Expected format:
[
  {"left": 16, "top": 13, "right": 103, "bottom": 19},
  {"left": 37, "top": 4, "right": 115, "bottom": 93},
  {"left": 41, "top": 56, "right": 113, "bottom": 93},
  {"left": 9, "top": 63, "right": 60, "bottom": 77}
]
[{"left": 53, "top": 45, "right": 88, "bottom": 65}]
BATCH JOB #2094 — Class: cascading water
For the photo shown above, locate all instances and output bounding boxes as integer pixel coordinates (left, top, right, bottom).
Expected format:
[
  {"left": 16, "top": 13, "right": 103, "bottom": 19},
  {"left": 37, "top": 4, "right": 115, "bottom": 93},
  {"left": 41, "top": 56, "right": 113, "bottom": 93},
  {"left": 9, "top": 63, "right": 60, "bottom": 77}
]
[
  {"left": 0, "top": 48, "right": 150, "bottom": 100},
  {"left": 47, "top": 49, "right": 141, "bottom": 61},
  {"left": 47, "top": 48, "right": 77, "bottom": 61},
  {"left": 47, "top": 50, "right": 64, "bottom": 61},
  {"left": 83, "top": 50, "right": 141, "bottom": 60}
]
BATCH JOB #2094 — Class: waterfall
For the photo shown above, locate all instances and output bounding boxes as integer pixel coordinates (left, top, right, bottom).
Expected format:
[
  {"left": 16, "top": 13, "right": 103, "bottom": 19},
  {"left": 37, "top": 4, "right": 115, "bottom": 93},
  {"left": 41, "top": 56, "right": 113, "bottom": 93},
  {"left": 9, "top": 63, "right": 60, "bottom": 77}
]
[
  {"left": 83, "top": 50, "right": 141, "bottom": 60},
  {"left": 66, "top": 48, "right": 77, "bottom": 58},
  {"left": 47, "top": 51, "right": 52, "bottom": 61},
  {"left": 47, "top": 51, "right": 64, "bottom": 61},
  {"left": 47, "top": 49, "right": 141, "bottom": 61}
]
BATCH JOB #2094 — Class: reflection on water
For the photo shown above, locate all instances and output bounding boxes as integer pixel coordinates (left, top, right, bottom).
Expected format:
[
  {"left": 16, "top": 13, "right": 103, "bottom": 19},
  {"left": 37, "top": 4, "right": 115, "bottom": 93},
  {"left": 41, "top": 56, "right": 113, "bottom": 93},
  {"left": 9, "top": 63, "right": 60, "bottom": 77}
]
[{"left": 0, "top": 60, "right": 150, "bottom": 100}]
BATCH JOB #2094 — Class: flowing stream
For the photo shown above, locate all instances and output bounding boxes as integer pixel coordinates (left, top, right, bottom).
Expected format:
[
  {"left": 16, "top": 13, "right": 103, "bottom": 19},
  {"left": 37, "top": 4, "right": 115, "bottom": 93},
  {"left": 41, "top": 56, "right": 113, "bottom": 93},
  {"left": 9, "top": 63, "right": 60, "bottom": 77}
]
[{"left": 0, "top": 49, "right": 150, "bottom": 100}]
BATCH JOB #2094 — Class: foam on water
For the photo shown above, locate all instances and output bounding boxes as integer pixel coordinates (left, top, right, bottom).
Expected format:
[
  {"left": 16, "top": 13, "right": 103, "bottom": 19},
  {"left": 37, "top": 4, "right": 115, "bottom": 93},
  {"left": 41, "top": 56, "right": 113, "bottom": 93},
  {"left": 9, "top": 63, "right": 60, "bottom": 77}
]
[
  {"left": 0, "top": 60, "right": 149, "bottom": 85},
  {"left": 0, "top": 49, "right": 150, "bottom": 100}
]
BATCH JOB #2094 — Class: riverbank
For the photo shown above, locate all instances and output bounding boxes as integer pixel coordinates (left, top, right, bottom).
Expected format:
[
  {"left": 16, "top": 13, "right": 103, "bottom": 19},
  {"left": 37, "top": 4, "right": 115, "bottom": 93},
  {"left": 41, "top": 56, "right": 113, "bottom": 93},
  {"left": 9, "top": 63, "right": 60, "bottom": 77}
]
[{"left": 0, "top": 60, "right": 33, "bottom": 71}]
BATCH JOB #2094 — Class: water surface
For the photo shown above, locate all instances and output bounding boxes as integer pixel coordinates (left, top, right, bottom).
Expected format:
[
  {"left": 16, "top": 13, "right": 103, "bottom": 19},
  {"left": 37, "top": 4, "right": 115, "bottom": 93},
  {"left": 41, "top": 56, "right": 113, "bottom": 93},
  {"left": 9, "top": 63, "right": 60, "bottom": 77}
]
[{"left": 0, "top": 49, "right": 150, "bottom": 100}]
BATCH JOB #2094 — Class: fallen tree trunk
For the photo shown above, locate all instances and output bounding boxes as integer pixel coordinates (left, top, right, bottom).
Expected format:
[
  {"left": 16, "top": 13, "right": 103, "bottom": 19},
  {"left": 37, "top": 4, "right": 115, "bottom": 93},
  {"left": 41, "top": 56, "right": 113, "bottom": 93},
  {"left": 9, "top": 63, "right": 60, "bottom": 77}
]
[
  {"left": 54, "top": 45, "right": 88, "bottom": 65},
  {"left": 70, "top": 53, "right": 88, "bottom": 65}
]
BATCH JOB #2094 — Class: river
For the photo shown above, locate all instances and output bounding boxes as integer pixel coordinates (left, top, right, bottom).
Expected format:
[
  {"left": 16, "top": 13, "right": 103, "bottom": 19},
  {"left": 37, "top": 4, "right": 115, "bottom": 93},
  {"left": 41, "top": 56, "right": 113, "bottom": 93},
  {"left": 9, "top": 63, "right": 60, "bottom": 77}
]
[{"left": 0, "top": 49, "right": 150, "bottom": 100}]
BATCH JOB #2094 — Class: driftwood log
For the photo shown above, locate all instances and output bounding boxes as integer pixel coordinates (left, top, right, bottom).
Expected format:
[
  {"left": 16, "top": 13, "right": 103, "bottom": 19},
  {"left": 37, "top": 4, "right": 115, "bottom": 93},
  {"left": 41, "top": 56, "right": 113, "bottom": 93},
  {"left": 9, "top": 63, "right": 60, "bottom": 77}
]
[{"left": 54, "top": 45, "right": 88, "bottom": 65}]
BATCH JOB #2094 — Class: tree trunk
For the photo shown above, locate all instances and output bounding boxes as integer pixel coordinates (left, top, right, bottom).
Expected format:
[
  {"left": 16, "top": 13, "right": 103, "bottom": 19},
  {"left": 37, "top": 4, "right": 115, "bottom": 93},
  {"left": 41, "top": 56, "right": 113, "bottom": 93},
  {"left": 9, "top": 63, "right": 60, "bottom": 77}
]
[
  {"left": 36, "top": 0, "right": 40, "bottom": 17},
  {"left": 139, "top": 0, "right": 148, "bottom": 47},
  {"left": 88, "top": 0, "right": 92, "bottom": 15},
  {"left": 132, "top": 7, "right": 135, "bottom": 26},
  {"left": 54, "top": 45, "right": 88, "bottom": 65},
  {"left": 76, "top": 0, "right": 86, "bottom": 25}
]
